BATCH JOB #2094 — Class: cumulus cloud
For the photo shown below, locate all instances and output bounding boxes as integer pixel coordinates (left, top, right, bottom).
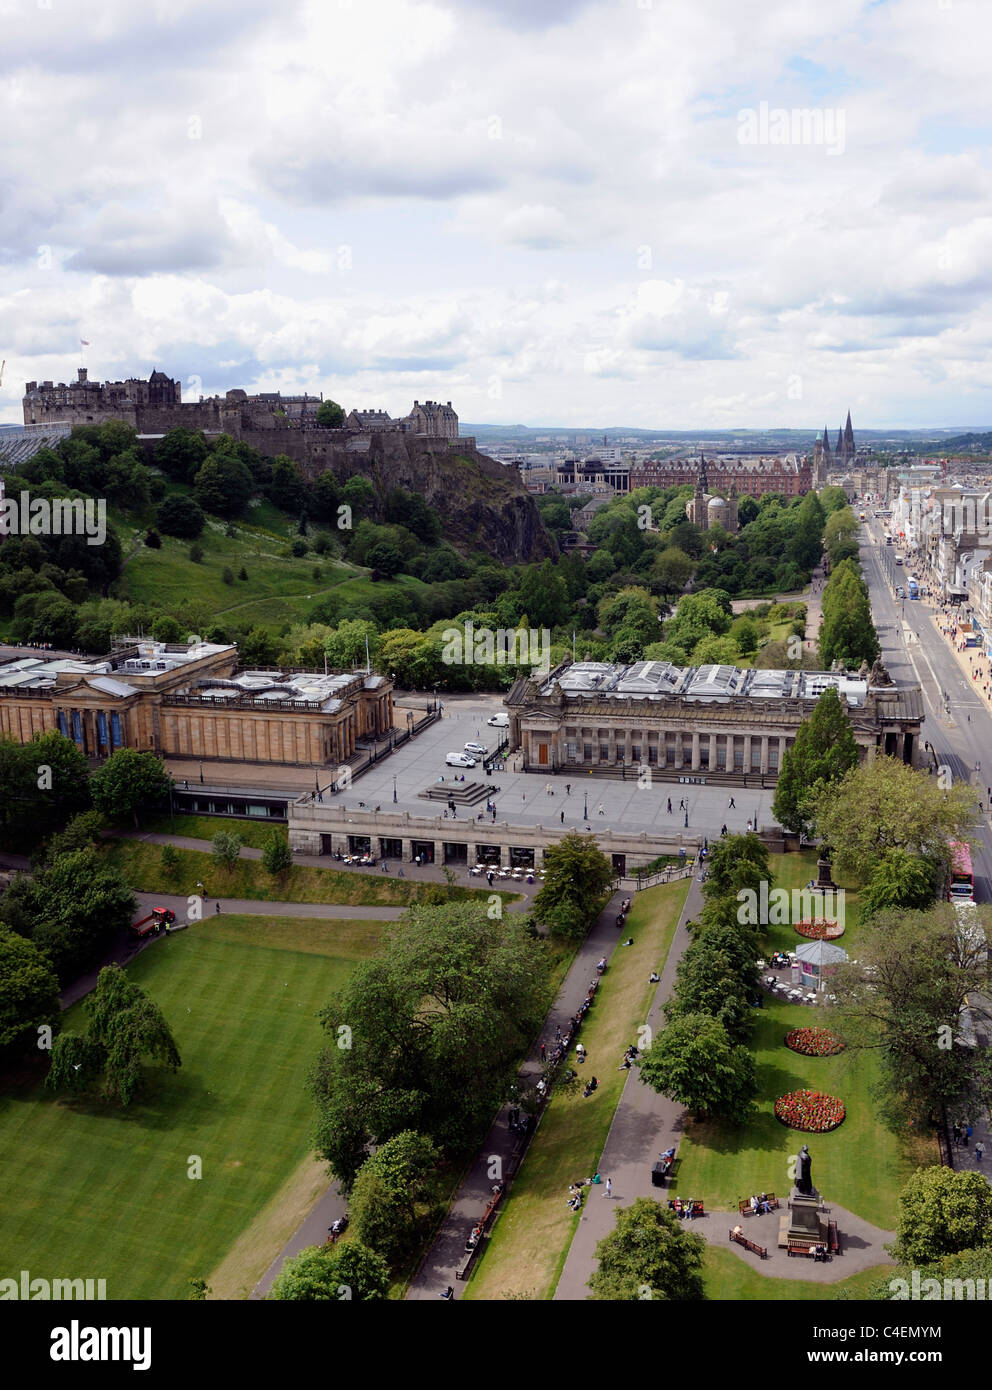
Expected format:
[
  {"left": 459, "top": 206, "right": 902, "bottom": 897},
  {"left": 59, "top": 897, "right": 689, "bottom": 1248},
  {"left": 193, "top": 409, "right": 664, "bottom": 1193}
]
[{"left": 1, "top": 0, "right": 991, "bottom": 428}]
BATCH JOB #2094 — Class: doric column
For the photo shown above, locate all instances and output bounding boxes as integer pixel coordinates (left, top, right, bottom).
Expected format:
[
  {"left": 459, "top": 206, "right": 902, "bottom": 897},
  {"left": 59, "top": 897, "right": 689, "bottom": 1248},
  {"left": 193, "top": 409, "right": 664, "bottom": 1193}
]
[
  {"left": 760, "top": 737, "right": 770, "bottom": 774},
  {"left": 691, "top": 731, "right": 701, "bottom": 771}
]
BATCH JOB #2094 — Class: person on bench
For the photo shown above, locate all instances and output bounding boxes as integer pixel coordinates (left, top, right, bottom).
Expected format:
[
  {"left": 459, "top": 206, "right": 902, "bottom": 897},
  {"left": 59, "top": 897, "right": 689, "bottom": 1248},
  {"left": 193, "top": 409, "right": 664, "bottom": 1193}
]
[
  {"left": 759, "top": 1193, "right": 772, "bottom": 1214},
  {"left": 749, "top": 1194, "right": 760, "bottom": 1215},
  {"left": 732, "top": 1224, "right": 744, "bottom": 1238}
]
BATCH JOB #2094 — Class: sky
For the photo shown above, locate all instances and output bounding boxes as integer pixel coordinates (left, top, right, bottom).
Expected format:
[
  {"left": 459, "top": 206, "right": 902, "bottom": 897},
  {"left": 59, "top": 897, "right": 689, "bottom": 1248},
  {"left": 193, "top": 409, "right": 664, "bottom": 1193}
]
[{"left": 2, "top": 0, "right": 992, "bottom": 430}]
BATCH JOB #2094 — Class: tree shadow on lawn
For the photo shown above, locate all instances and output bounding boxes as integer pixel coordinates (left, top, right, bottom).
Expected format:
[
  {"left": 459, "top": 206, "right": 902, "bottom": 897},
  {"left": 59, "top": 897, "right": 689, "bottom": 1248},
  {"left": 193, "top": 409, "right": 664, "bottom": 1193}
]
[{"left": 16, "top": 1064, "right": 218, "bottom": 1130}]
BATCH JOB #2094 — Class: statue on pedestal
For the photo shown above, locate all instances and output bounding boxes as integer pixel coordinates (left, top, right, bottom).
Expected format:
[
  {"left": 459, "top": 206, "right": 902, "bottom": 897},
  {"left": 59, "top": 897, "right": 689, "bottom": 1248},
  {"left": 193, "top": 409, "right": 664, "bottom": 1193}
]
[{"left": 796, "top": 1143, "right": 813, "bottom": 1196}]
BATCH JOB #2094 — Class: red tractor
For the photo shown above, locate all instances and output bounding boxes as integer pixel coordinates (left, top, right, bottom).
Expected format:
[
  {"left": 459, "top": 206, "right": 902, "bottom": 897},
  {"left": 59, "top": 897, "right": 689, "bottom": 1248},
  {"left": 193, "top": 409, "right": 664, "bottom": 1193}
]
[{"left": 130, "top": 906, "right": 176, "bottom": 939}]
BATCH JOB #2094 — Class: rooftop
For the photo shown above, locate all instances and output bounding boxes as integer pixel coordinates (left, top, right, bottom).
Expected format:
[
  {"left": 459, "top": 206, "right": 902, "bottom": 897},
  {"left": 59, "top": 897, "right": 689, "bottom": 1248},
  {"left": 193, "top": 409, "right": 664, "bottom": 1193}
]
[{"left": 536, "top": 661, "right": 875, "bottom": 707}]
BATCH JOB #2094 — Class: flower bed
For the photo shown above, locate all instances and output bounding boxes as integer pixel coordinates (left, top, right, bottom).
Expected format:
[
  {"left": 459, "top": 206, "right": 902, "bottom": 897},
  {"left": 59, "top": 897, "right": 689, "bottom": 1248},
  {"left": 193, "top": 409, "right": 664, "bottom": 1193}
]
[
  {"left": 794, "top": 918, "right": 844, "bottom": 939},
  {"left": 785, "top": 1027, "right": 845, "bottom": 1057},
  {"left": 774, "top": 1089, "right": 846, "bottom": 1132}
]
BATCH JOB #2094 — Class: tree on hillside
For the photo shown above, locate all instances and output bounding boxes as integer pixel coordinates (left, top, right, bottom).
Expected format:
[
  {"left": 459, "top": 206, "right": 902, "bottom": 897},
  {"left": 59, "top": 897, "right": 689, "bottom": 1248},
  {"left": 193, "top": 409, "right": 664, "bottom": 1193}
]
[
  {"left": 155, "top": 428, "right": 209, "bottom": 483},
  {"left": 270, "top": 1242, "right": 389, "bottom": 1301},
  {"left": 193, "top": 454, "right": 254, "bottom": 518},
  {"left": 324, "top": 618, "right": 380, "bottom": 669},
  {"left": 349, "top": 1130, "right": 442, "bottom": 1267},
  {"left": 533, "top": 833, "right": 615, "bottom": 940},
  {"left": 0, "top": 731, "right": 91, "bottom": 842},
  {"left": 892, "top": 1168, "right": 992, "bottom": 1266},
  {"left": 156, "top": 494, "right": 205, "bottom": 539},
  {"left": 772, "top": 686, "right": 861, "bottom": 836},
  {"left": 90, "top": 749, "right": 171, "bottom": 828},
  {"left": 665, "top": 933, "right": 759, "bottom": 1044},
  {"left": 308, "top": 903, "right": 552, "bottom": 1185},
  {"left": 819, "top": 565, "right": 879, "bottom": 668},
  {"left": 211, "top": 830, "right": 243, "bottom": 872},
  {"left": 637, "top": 1012, "right": 756, "bottom": 1123},
  {"left": 262, "top": 832, "right": 293, "bottom": 877},
  {"left": 808, "top": 757, "right": 979, "bottom": 886},
  {"left": 47, "top": 963, "right": 181, "bottom": 1107},
  {"left": 588, "top": 1197, "right": 706, "bottom": 1301},
  {"left": 827, "top": 905, "right": 992, "bottom": 1126},
  {"left": 315, "top": 400, "right": 345, "bottom": 429},
  {"left": 0, "top": 926, "right": 62, "bottom": 1054}
]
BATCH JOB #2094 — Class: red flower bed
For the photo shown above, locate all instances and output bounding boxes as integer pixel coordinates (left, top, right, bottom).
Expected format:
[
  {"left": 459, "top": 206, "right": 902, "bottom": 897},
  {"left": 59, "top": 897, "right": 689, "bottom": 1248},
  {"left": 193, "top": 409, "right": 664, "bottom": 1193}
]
[
  {"left": 794, "top": 919, "right": 844, "bottom": 939},
  {"left": 774, "top": 1089, "right": 846, "bottom": 1132},
  {"left": 785, "top": 1027, "right": 845, "bottom": 1057}
]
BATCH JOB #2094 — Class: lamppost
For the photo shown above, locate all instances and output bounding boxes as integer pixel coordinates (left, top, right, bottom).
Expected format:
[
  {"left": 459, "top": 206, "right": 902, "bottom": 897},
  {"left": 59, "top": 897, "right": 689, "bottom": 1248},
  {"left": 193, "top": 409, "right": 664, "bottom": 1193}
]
[
  {"left": 393, "top": 774, "right": 397, "bottom": 804},
  {"left": 684, "top": 809, "right": 689, "bottom": 829},
  {"left": 199, "top": 761, "right": 204, "bottom": 785},
  {"left": 583, "top": 791, "right": 588, "bottom": 820}
]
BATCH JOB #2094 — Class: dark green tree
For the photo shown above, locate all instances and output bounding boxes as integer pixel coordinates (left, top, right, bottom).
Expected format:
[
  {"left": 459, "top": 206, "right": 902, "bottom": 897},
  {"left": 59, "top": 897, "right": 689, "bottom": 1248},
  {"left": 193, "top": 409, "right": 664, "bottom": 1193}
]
[
  {"left": 270, "top": 1242, "right": 389, "bottom": 1301},
  {"left": 772, "top": 686, "right": 860, "bottom": 836},
  {"left": 891, "top": 1168, "right": 992, "bottom": 1266},
  {"left": 349, "top": 1130, "right": 442, "bottom": 1267},
  {"left": 533, "top": 833, "right": 615, "bottom": 940},
  {"left": 261, "top": 832, "right": 293, "bottom": 877},
  {"left": 637, "top": 1012, "right": 756, "bottom": 1123},
  {"left": 315, "top": 400, "right": 345, "bottom": 429},
  {"left": 0, "top": 925, "right": 61, "bottom": 1053},
  {"left": 156, "top": 495, "right": 205, "bottom": 538},
  {"left": 588, "top": 1197, "right": 706, "bottom": 1301},
  {"left": 90, "top": 749, "right": 171, "bottom": 828}
]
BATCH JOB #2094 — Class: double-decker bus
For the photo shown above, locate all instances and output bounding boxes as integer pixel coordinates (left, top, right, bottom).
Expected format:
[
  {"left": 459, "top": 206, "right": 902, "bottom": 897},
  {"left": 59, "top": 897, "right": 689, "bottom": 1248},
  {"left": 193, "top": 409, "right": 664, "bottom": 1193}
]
[
  {"left": 948, "top": 840, "right": 975, "bottom": 903},
  {"left": 907, "top": 576, "right": 919, "bottom": 599}
]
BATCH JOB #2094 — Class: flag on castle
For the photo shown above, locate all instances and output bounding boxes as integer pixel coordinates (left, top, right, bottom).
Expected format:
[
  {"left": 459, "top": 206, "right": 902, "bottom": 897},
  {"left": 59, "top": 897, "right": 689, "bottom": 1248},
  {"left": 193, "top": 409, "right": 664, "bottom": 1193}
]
[{"left": 80, "top": 339, "right": 90, "bottom": 346}]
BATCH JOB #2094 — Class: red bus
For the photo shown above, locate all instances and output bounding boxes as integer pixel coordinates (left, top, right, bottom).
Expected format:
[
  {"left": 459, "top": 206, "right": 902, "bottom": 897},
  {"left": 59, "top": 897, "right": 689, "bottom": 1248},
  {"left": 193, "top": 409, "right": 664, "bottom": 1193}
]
[{"left": 948, "top": 841, "right": 974, "bottom": 903}]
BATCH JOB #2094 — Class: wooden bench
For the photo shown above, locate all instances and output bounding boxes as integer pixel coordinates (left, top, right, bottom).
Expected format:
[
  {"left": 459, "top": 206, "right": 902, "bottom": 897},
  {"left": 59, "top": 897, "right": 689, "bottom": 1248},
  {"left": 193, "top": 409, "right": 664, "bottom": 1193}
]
[
  {"left": 668, "top": 1200, "right": 704, "bottom": 1219},
  {"left": 787, "top": 1241, "right": 814, "bottom": 1257},
  {"left": 729, "top": 1229, "right": 768, "bottom": 1259},
  {"left": 738, "top": 1193, "right": 779, "bottom": 1216}
]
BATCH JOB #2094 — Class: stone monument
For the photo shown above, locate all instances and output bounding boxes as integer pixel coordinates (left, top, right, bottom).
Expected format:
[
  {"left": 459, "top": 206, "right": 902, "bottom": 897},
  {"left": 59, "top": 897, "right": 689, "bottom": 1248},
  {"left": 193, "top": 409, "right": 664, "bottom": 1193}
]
[{"left": 787, "top": 1143, "right": 823, "bottom": 1245}]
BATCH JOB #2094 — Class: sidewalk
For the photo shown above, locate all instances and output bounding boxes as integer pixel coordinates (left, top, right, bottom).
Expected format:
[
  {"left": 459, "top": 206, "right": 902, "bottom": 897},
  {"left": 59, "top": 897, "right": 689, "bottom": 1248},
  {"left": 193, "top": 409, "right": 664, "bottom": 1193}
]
[{"left": 553, "top": 876, "right": 703, "bottom": 1299}]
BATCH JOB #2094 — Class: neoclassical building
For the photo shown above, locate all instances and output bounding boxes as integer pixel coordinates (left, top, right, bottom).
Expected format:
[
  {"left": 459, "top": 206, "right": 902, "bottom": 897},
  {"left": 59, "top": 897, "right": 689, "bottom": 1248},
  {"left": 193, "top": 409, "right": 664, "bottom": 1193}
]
[
  {"left": 0, "top": 640, "right": 393, "bottom": 767},
  {"left": 505, "top": 659, "right": 923, "bottom": 779}
]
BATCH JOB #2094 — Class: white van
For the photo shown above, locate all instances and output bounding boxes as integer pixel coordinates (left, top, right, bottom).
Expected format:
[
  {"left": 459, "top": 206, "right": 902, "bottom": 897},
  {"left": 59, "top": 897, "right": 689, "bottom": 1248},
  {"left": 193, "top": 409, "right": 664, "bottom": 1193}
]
[{"left": 487, "top": 712, "right": 509, "bottom": 728}]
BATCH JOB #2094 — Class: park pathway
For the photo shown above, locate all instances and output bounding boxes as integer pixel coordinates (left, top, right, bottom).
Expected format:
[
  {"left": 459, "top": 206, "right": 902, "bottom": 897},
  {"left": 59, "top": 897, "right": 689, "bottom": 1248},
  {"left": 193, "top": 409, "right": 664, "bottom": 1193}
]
[{"left": 404, "top": 886, "right": 641, "bottom": 1299}]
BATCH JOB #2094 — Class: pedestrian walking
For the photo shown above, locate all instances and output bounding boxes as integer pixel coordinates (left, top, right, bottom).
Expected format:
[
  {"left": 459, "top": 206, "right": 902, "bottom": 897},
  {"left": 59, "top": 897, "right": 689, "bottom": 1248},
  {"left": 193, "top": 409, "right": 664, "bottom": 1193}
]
[
  {"left": 540, "top": 1042, "right": 546, "bottom": 1062},
  {"left": 566, "top": 784, "right": 571, "bottom": 794},
  {"left": 605, "top": 1177, "right": 612, "bottom": 1198},
  {"left": 977, "top": 1142, "right": 985, "bottom": 1163},
  {"left": 667, "top": 798, "right": 672, "bottom": 813},
  {"left": 967, "top": 1124, "right": 974, "bottom": 1145},
  {"left": 598, "top": 803, "right": 605, "bottom": 815},
  {"left": 728, "top": 796, "right": 735, "bottom": 809},
  {"left": 215, "top": 901, "right": 220, "bottom": 914},
  {"left": 560, "top": 810, "right": 565, "bottom": 824}
]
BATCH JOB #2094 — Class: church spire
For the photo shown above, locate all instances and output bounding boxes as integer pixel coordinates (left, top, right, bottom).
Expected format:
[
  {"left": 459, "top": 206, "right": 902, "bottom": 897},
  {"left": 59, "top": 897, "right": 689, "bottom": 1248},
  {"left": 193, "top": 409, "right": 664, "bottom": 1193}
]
[{"left": 822, "top": 426, "right": 831, "bottom": 456}]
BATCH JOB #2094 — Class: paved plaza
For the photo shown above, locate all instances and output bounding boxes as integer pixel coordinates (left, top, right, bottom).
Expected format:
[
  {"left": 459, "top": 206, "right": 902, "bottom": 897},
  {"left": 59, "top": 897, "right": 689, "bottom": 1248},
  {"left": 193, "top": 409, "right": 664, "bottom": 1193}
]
[{"left": 315, "top": 694, "right": 777, "bottom": 844}]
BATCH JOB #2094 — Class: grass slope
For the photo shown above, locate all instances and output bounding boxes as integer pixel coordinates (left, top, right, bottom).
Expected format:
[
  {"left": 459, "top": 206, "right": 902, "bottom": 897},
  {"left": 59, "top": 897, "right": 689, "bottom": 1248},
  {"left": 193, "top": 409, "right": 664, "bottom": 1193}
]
[
  {"left": 463, "top": 879, "right": 689, "bottom": 1301},
  {"left": 0, "top": 914, "right": 383, "bottom": 1301},
  {"left": 100, "top": 838, "right": 500, "bottom": 907}
]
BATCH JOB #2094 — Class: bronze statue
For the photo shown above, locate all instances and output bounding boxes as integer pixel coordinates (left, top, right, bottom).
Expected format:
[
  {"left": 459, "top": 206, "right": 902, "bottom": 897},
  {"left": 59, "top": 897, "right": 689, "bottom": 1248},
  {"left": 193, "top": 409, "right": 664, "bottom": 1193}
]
[{"left": 796, "top": 1144, "right": 813, "bottom": 1195}]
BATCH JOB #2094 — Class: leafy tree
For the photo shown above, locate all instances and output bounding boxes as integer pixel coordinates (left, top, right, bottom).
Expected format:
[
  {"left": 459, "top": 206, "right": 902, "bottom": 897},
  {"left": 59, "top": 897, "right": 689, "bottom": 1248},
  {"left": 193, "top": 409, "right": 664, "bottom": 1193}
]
[
  {"left": 588, "top": 1197, "right": 706, "bottom": 1301},
  {"left": 349, "top": 1130, "right": 442, "bottom": 1266},
  {"left": 1, "top": 848, "right": 135, "bottom": 983},
  {"left": 691, "top": 634, "right": 741, "bottom": 666},
  {"left": 47, "top": 963, "right": 180, "bottom": 1107},
  {"left": 892, "top": 1168, "right": 992, "bottom": 1266},
  {"left": 211, "top": 830, "right": 243, "bottom": 872},
  {"left": 772, "top": 686, "right": 861, "bottom": 836},
  {"left": 144, "top": 529, "right": 162, "bottom": 549},
  {"left": 859, "top": 849, "right": 939, "bottom": 922},
  {"left": 90, "top": 749, "right": 171, "bottom": 828},
  {"left": 702, "top": 832, "right": 770, "bottom": 901},
  {"left": 309, "top": 903, "right": 552, "bottom": 1185},
  {"left": 151, "top": 613, "right": 184, "bottom": 643},
  {"left": 161, "top": 844, "right": 181, "bottom": 878},
  {"left": 819, "top": 563, "right": 879, "bottom": 668},
  {"left": 193, "top": 454, "right": 254, "bottom": 518},
  {"left": 533, "top": 833, "right": 615, "bottom": 940},
  {"left": 316, "top": 400, "right": 345, "bottom": 429},
  {"left": 0, "top": 731, "right": 91, "bottom": 842},
  {"left": 325, "top": 618, "right": 379, "bottom": 669},
  {"left": 664, "top": 588, "right": 732, "bottom": 650},
  {"left": 269, "top": 455, "right": 306, "bottom": 513},
  {"left": 366, "top": 542, "right": 403, "bottom": 578},
  {"left": 46, "top": 1032, "right": 105, "bottom": 1093},
  {"left": 270, "top": 1242, "right": 389, "bottom": 1301},
  {"left": 237, "top": 626, "right": 280, "bottom": 666},
  {"left": 665, "top": 933, "right": 758, "bottom": 1044},
  {"left": 828, "top": 904, "right": 992, "bottom": 1126},
  {"left": 156, "top": 495, "right": 205, "bottom": 539},
  {"left": 311, "top": 471, "right": 341, "bottom": 520},
  {"left": 155, "top": 428, "right": 209, "bottom": 483},
  {"left": 340, "top": 475, "right": 375, "bottom": 520},
  {"left": 808, "top": 757, "right": 979, "bottom": 886},
  {"left": 222, "top": 566, "right": 234, "bottom": 584},
  {"left": 189, "top": 544, "right": 204, "bottom": 563},
  {"left": 42, "top": 809, "right": 105, "bottom": 862},
  {"left": 638, "top": 1013, "right": 756, "bottom": 1123},
  {"left": 291, "top": 538, "right": 308, "bottom": 558},
  {"left": 0, "top": 925, "right": 61, "bottom": 1052},
  {"left": 262, "top": 833, "right": 293, "bottom": 877},
  {"left": 651, "top": 545, "right": 695, "bottom": 594}
]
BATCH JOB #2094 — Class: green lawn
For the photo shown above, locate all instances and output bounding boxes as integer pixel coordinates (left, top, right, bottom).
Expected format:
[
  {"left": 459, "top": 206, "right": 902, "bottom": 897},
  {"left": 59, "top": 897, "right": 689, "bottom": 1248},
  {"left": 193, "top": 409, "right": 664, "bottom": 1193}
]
[
  {"left": 464, "top": 879, "right": 690, "bottom": 1301},
  {"left": 702, "top": 1245, "right": 894, "bottom": 1300},
  {"left": 0, "top": 914, "right": 385, "bottom": 1300},
  {"left": 672, "top": 853, "right": 935, "bottom": 1231},
  {"left": 137, "top": 813, "right": 289, "bottom": 850},
  {"left": 100, "top": 838, "right": 503, "bottom": 907}
]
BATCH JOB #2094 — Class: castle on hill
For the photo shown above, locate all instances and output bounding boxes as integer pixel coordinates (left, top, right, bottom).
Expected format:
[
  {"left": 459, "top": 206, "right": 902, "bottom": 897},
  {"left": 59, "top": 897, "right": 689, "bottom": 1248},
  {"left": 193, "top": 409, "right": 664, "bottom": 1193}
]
[{"left": 22, "top": 368, "right": 459, "bottom": 442}]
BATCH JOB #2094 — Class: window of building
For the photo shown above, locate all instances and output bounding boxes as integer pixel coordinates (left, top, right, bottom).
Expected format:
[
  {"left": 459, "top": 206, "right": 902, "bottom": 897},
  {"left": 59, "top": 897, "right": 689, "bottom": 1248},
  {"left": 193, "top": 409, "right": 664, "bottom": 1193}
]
[
  {"left": 583, "top": 743, "right": 592, "bottom": 762},
  {"left": 599, "top": 743, "right": 609, "bottom": 762},
  {"left": 631, "top": 744, "right": 641, "bottom": 762},
  {"left": 648, "top": 745, "right": 658, "bottom": 764},
  {"left": 566, "top": 741, "right": 578, "bottom": 761}
]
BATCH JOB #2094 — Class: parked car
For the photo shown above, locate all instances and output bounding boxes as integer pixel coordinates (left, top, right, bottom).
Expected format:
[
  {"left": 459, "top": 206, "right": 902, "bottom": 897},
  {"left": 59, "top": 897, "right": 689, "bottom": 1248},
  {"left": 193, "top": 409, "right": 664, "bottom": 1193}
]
[
  {"left": 487, "top": 712, "right": 510, "bottom": 727},
  {"left": 446, "top": 752, "right": 477, "bottom": 767},
  {"left": 895, "top": 586, "right": 905, "bottom": 598},
  {"left": 464, "top": 741, "right": 487, "bottom": 756}
]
